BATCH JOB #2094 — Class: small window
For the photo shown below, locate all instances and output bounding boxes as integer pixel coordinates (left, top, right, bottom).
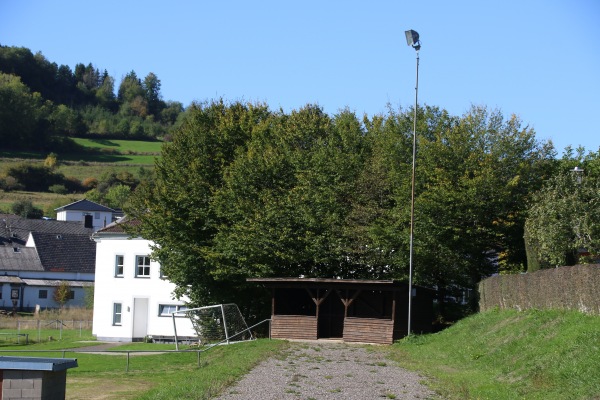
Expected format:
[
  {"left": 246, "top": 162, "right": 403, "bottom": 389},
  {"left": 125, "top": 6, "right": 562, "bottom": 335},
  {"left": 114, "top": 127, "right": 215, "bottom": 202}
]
[
  {"left": 158, "top": 304, "right": 188, "bottom": 317},
  {"left": 68, "top": 290, "right": 75, "bottom": 300},
  {"left": 136, "top": 256, "right": 151, "bottom": 277},
  {"left": 39, "top": 290, "right": 48, "bottom": 299},
  {"left": 113, "top": 303, "right": 122, "bottom": 325},
  {"left": 94, "top": 212, "right": 100, "bottom": 219},
  {"left": 115, "top": 255, "right": 124, "bottom": 277}
]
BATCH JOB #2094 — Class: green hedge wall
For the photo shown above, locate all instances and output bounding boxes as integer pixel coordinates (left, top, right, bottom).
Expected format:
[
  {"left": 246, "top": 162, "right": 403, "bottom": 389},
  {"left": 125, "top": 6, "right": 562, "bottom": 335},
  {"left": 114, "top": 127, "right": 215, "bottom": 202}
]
[{"left": 479, "top": 264, "right": 600, "bottom": 315}]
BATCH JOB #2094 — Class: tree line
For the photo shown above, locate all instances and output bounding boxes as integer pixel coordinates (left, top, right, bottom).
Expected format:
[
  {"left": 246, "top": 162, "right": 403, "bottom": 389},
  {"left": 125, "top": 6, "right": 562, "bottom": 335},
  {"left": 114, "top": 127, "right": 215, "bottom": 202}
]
[
  {"left": 125, "top": 100, "right": 600, "bottom": 315},
  {"left": 0, "top": 44, "right": 185, "bottom": 150}
]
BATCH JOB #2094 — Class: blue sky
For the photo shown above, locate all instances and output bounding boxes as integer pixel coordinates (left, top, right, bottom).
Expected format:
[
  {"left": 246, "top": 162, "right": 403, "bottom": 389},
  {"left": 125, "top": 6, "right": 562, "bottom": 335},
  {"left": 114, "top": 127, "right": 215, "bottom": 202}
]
[{"left": 1, "top": 0, "right": 599, "bottom": 154}]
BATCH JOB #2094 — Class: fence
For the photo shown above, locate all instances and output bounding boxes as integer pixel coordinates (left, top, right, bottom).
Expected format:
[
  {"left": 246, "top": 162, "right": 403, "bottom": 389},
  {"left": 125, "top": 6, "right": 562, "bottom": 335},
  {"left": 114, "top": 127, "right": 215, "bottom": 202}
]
[
  {"left": 0, "top": 319, "right": 93, "bottom": 342},
  {"left": 479, "top": 264, "right": 600, "bottom": 314}
]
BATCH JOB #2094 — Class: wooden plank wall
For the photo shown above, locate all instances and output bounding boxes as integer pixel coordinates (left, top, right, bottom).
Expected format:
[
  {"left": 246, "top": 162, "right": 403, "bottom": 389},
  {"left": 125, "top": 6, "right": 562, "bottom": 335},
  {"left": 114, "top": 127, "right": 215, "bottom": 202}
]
[
  {"left": 271, "top": 315, "right": 318, "bottom": 340},
  {"left": 343, "top": 317, "right": 394, "bottom": 344}
]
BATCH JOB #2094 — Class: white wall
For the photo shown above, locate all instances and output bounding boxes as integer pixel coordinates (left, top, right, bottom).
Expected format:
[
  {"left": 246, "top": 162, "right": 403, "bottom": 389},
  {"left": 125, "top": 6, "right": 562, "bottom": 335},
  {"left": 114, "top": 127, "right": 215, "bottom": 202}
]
[
  {"left": 57, "top": 210, "right": 113, "bottom": 231},
  {"left": 92, "top": 235, "right": 195, "bottom": 342}
]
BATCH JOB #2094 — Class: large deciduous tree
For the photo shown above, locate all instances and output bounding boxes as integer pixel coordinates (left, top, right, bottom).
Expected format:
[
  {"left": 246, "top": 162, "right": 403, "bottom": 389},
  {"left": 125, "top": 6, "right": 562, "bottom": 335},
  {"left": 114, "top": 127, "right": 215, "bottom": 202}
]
[
  {"left": 127, "top": 101, "right": 553, "bottom": 314},
  {"left": 525, "top": 150, "right": 600, "bottom": 269}
]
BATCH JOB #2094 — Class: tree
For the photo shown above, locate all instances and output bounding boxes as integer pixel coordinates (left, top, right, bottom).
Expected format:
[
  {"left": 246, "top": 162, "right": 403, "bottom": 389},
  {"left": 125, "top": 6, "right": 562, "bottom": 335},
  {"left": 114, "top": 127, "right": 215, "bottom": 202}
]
[
  {"left": 127, "top": 99, "right": 269, "bottom": 307},
  {"left": 409, "top": 107, "right": 554, "bottom": 299},
  {"left": 525, "top": 156, "right": 600, "bottom": 269},
  {"left": 52, "top": 281, "right": 72, "bottom": 309},
  {"left": 11, "top": 200, "right": 44, "bottom": 219},
  {"left": 0, "top": 73, "right": 50, "bottom": 149}
]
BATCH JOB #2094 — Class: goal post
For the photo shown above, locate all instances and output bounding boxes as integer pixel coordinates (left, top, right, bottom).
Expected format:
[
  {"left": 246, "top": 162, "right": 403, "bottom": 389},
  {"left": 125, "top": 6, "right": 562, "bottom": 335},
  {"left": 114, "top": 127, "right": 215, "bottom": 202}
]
[{"left": 172, "top": 303, "right": 253, "bottom": 350}]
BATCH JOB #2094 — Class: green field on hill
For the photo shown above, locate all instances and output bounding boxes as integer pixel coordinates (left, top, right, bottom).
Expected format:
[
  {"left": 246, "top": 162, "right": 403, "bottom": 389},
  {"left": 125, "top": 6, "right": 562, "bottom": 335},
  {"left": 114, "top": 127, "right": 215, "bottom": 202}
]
[{"left": 0, "top": 137, "right": 161, "bottom": 212}]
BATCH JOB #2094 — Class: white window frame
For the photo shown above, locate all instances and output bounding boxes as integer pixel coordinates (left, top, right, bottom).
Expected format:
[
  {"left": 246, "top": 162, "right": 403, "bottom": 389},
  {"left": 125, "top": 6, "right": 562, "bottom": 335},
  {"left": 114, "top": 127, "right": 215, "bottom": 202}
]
[
  {"left": 158, "top": 304, "right": 188, "bottom": 317},
  {"left": 115, "top": 255, "right": 124, "bottom": 277},
  {"left": 135, "top": 255, "right": 151, "bottom": 278},
  {"left": 113, "top": 303, "right": 122, "bottom": 325}
]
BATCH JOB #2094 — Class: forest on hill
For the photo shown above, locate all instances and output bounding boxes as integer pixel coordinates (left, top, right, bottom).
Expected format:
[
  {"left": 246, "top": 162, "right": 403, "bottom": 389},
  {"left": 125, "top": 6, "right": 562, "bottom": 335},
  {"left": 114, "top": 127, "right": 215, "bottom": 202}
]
[{"left": 0, "top": 44, "right": 185, "bottom": 151}]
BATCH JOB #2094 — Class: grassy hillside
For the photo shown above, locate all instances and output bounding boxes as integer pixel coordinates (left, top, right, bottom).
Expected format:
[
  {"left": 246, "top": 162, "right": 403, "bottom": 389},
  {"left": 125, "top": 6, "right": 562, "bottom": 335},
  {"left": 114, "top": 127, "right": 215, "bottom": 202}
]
[
  {"left": 391, "top": 309, "right": 600, "bottom": 399},
  {"left": 0, "top": 137, "right": 160, "bottom": 212}
]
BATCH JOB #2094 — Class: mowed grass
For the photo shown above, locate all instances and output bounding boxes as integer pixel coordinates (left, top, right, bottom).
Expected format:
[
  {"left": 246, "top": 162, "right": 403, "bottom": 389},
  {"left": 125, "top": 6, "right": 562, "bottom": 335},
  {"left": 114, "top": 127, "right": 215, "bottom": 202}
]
[
  {"left": 0, "top": 333, "right": 290, "bottom": 400},
  {"left": 389, "top": 309, "right": 600, "bottom": 399},
  {"left": 71, "top": 138, "right": 162, "bottom": 154}
]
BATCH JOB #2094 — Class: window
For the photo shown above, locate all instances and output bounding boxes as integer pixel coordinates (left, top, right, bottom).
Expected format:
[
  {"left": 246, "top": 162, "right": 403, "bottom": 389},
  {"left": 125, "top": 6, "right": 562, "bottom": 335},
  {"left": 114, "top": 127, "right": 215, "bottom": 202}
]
[
  {"left": 113, "top": 303, "right": 122, "bottom": 325},
  {"left": 68, "top": 290, "right": 75, "bottom": 300},
  {"left": 136, "top": 256, "right": 151, "bottom": 277},
  {"left": 158, "top": 304, "right": 188, "bottom": 317},
  {"left": 115, "top": 255, "right": 124, "bottom": 277},
  {"left": 94, "top": 212, "right": 100, "bottom": 219},
  {"left": 39, "top": 290, "right": 48, "bottom": 299}
]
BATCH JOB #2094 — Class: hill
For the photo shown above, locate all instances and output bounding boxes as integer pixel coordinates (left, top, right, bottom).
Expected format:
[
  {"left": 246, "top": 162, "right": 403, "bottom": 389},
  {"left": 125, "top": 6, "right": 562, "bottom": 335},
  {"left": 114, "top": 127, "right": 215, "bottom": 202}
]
[{"left": 392, "top": 309, "right": 600, "bottom": 399}]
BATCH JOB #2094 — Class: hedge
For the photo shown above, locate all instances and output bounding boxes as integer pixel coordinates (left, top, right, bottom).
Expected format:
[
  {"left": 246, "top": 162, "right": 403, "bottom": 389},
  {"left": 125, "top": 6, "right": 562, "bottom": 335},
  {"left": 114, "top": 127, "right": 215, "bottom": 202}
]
[{"left": 479, "top": 264, "right": 600, "bottom": 315}]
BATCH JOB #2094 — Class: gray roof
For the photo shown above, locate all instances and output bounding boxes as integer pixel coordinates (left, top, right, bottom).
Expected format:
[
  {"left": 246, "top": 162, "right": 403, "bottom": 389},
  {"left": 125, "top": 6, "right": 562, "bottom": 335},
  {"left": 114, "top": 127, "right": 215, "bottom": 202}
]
[
  {"left": 30, "top": 232, "right": 96, "bottom": 273},
  {"left": 0, "top": 214, "right": 93, "bottom": 247},
  {"left": 54, "top": 199, "right": 115, "bottom": 213},
  {"left": 20, "top": 279, "right": 93, "bottom": 287},
  {"left": 0, "top": 247, "right": 43, "bottom": 271}
]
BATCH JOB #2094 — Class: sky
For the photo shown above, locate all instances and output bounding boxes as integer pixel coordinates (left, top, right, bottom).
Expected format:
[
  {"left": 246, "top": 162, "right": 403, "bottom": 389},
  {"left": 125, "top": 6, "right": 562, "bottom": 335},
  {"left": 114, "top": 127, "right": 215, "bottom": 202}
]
[{"left": 1, "top": 0, "right": 599, "bottom": 154}]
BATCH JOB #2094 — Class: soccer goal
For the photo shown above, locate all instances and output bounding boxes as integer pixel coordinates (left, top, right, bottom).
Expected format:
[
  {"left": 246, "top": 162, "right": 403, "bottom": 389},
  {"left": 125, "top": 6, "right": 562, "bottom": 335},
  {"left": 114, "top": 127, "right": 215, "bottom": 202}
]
[{"left": 171, "top": 303, "right": 253, "bottom": 349}]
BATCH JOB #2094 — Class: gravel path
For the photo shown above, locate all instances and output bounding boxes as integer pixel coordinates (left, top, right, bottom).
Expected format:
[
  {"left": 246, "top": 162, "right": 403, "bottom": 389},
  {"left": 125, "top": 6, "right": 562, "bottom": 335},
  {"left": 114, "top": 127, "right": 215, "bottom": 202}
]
[{"left": 215, "top": 341, "right": 438, "bottom": 399}]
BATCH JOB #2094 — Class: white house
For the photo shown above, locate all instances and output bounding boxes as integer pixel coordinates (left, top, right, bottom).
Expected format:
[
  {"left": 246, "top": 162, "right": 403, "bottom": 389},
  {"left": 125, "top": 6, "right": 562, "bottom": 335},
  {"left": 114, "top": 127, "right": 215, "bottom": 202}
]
[
  {"left": 0, "top": 214, "right": 95, "bottom": 311},
  {"left": 55, "top": 199, "right": 118, "bottom": 231},
  {"left": 91, "top": 217, "right": 195, "bottom": 342}
]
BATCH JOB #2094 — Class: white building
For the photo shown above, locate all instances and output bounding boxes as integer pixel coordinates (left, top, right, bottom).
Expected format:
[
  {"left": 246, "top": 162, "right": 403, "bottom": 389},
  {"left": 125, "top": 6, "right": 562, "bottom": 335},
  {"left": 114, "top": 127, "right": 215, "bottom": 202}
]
[
  {"left": 55, "top": 199, "right": 118, "bottom": 231},
  {"left": 91, "top": 218, "right": 195, "bottom": 342}
]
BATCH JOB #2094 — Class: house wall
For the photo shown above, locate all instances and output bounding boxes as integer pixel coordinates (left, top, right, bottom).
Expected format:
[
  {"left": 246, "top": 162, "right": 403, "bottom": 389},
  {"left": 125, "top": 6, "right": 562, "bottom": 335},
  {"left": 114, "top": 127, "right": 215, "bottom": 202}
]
[
  {"left": 56, "top": 210, "right": 113, "bottom": 231},
  {"left": 0, "top": 283, "right": 90, "bottom": 311},
  {"left": 92, "top": 235, "right": 195, "bottom": 342}
]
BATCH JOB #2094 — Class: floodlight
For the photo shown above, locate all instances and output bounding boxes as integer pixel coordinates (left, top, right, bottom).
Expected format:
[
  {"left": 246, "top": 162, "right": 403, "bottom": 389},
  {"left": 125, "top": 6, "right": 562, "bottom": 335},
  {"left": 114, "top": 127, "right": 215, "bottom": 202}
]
[{"left": 405, "top": 30, "right": 420, "bottom": 50}]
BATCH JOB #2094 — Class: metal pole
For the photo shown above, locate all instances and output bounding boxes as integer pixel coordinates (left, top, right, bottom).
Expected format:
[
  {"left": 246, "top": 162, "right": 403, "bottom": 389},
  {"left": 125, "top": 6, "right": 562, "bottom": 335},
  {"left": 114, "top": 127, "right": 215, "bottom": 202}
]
[
  {"left": 408, "top": 48, "right": 419, "bottom": 337},
  {"left": 172, "top": 313, "right": 179, "bottom": 351},
  {"left": 221, "top": 304, "right": 230, "bottom": 344}
]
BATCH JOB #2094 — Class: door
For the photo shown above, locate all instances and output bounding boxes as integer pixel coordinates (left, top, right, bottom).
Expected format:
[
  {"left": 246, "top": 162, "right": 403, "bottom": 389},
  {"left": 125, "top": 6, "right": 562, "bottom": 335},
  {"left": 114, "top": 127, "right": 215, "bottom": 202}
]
[{"left": 132, "top": 298, "right": 149, "bottom": 341}]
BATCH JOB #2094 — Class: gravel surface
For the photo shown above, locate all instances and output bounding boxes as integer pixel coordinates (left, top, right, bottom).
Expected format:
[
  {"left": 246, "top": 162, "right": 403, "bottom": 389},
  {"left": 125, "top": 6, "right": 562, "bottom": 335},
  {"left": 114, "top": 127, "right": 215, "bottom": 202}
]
[{"left": 215, "top": 341, "right": 438, "bottom": 399}]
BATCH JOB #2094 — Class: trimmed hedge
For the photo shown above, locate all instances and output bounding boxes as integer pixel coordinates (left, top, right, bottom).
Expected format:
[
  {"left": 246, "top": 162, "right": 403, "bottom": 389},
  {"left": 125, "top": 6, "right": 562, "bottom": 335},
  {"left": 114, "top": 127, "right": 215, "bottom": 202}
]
[{"left": 479, "top": 264, "right": 600, "bottom": 315}]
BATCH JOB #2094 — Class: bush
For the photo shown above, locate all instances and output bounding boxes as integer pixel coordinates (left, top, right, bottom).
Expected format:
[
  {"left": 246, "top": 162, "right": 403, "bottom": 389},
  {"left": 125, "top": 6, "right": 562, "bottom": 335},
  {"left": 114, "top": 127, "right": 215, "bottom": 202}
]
[
  {"left": 48, "top": 184, "right": 68, "bottom": 194},
  {"left": 11, "top": 199, "right": 44, "bottom": 219}
]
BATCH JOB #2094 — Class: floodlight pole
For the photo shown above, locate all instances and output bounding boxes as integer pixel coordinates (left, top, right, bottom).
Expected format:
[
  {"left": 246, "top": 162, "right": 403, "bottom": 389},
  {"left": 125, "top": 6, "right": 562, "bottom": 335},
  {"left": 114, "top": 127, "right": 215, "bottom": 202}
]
[{"left": 405, "top": 30, "right": 420, "bottom": 337}]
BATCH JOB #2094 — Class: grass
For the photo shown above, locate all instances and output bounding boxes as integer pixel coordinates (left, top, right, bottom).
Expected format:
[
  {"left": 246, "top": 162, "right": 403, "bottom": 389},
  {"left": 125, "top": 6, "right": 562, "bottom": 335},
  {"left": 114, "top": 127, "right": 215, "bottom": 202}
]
[
  {"left": 0, "top": 333, "right": 289, "bottom": 400},
  {"left": 71, "top": 138, "right": 162, "bottom": 154},
  {"left": 388, "top": 308, "right": 600, "bottom": 399}
]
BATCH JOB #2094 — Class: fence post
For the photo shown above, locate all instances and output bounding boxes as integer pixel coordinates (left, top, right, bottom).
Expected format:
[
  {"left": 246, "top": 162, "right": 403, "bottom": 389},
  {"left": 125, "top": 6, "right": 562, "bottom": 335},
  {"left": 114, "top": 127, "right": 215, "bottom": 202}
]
[
  {"left": 126, "top": 352, "right": 130, "bottom": 373},
  {"left": 38, "top": 320, "right": 41, "bottom": 342}
]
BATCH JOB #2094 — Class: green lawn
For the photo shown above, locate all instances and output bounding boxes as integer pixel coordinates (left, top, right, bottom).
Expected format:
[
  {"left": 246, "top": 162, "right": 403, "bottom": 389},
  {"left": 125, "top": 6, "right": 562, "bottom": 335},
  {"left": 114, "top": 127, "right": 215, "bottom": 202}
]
[
  {"left": 71, "top": 138, "right": 162, "bottom": 154},
  {"left": 389, "top": 309, "right": 600, "bottom": 399}
]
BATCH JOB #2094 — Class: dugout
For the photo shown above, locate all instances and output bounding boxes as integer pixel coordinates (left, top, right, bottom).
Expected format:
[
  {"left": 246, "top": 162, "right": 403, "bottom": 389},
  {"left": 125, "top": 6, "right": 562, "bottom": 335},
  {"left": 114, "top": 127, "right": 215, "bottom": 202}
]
[{"left": 248, "top": 278, "right": 434, "bottom": 345}]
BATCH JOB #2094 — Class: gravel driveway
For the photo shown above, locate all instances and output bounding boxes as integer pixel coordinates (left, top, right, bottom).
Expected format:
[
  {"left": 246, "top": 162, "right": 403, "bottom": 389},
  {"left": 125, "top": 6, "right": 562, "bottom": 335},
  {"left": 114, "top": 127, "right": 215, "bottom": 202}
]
[{"left": 215, "top": 341, "right": 437, "bottom": 399}]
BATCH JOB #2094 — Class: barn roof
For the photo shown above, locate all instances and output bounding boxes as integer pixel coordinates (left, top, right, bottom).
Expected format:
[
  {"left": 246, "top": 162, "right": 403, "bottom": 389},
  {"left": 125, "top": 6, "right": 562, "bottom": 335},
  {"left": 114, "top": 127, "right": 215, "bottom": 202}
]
[
  {"left": 30, "top": 232, "right": 96, "bottom": 273},
  {"left": 54, "top": 199, "right": 115, "bottom": 213}
]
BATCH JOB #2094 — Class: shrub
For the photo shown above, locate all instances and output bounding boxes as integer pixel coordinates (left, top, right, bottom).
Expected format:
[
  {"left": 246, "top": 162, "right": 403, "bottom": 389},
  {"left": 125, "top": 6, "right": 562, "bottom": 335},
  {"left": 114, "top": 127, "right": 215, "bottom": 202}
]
[
  {"left": 48, "top": 184, "right": 68, "bottom": 194},
  {"left": 82, "top": 177, "right": 98, "bottom": 189},
  {"left": 11, "top": 199, "right": 44, "bottom": 219}
]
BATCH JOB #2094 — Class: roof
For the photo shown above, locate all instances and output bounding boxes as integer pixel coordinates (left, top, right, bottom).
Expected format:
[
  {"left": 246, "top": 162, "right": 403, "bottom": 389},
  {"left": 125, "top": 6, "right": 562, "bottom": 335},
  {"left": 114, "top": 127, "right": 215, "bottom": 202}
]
[
  {"left": 0, "top": 247, "right": 43, "bottom": 271},
  {"left": 20, "top": 278, "right": 93, "bottom": 287},
  {"left": 54, "top": 199, "right": 115, "bottom": 213},
  {"left": 0, "top": 356, "right": 78, "bottom": 371},
  {"left": 30, "top": 232, "right": 96, "bottom": 273},
  {"left": 0, "top": 214, "right": 94, "bottom": 247},
  {"left": 94, "top": 215, "right": 141, "bottom": 234},
  {"left": 248, "top": 277, "right": 436, "bottom": 293}
]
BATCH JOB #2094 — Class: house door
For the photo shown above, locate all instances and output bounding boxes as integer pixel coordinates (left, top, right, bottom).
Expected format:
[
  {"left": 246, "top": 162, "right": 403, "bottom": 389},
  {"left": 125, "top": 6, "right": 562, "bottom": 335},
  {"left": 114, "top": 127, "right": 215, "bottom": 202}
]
[{"left": 132, "top": 298, "right": 149, "bottom": 341}]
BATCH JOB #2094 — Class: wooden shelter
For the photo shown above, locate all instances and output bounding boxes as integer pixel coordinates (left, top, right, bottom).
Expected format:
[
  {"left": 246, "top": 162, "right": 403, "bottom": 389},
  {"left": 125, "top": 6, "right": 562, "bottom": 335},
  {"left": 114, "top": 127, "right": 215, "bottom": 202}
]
[{"left": 248, "top": 278, "right": 434, "bottom": 345}]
